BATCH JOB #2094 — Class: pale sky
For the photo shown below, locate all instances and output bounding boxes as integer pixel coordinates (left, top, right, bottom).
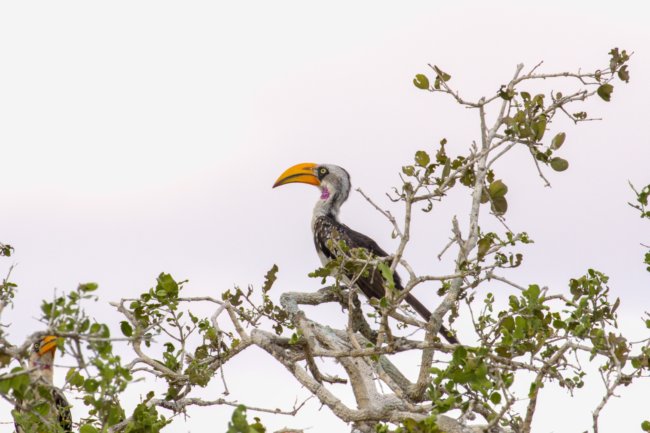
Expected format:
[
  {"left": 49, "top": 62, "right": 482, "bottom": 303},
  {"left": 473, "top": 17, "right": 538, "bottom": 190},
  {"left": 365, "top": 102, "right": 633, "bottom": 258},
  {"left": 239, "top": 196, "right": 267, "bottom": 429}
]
[{"left": 1, "top": 1, "right": 649, "bottom": 432}]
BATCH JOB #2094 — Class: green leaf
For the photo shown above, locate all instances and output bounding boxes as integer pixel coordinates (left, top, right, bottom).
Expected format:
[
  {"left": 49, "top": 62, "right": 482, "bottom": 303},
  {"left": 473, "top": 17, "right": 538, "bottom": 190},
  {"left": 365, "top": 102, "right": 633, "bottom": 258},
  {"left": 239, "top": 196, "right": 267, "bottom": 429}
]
[
  {"left": 609, "top": 47, "right": 630, "bottom": 72},
  {"left": 262, "top": 264, "right": 278, "bottom": 293},
  {"left": 84, "top": 378, "right": 100, "bottom": 392},
  {"left": 524, "top": 284, "right": 541, "bottom": 301},
  {"left": 452, "top": 345, "right": 467, "bottom": 363},
  {"left": 0, "top": 243, "right": 13, "bottom": 257},
  {"left": 597, "top": 83, "right": 614, "bottom": 102},
  {"left": 156, "top": 273, "right": 179, "bottom": 301},
  {"left": 34, "top": 401, "right": 50, "bottom": 416},
  {"left": 80, "top": 424, "right": 99, "bottom": 433},
  {"left": 491, "top": 196, "right": 508, "bottom": 215},
  {"left": 532, "top": 116, "right": 547, "bottom": 141},
  {"left": 477, "top": 237, "right": 493, "bottom": 260},
  {"left": 501, "top": 316, "right": 515, "bottom": 332},
  {"left": 642, "top": 420, "right": 650, "bottom": 431},
  {"left": 553, "top": 319, "right": 566, "bottom": 330},
  {"left": 550, "top": 157, "right": 569, "bottom": 172},
  {"left": 227, "top": 405, "right": 266, "bottom": 433},
  {"left": 441, "top": 159, "right": 451, "bottom": 179},
  {"left": 433, "top": 65, "right": 451, "bottom": 82},
  {"left": 550, "top": 132, "right": 566, "bottom": 150},
  {"left": 413, "top": 74, "right": 430, "bottom": 90},
  {"left": 415, "top": 150, "right": 430, "bottom": 167},
  {"left": 377, "top": 262, "right": 395, "bottom": 290},
  {"left": 488, "top": 180, "right": 508, "bottom": 199},
  {"left": 288, "top": 332, "right": 301, "bottom": 345},
  {"left": 490, "top": 392, "right": 502, "bottom": 405},
  {"left": 120, "top": 321, "right": 133, "bottom": 337},
  {"left": 66, "top": 369, "right": 85, "bottom": 387},
  {"left": 79, "top": 282, "right": 98, "bottom": 292},
  {"left": 617, "top": 65, "right": 630, "bottom": 83},
  {"left": 514, "top": 316, "right": 527, "bottom": 339},
  {"left": 432, "top": 65, "right": 451, "bottom": 90},
  {"left": 498, "top": 86, "right": 515, "bottom": 100}
]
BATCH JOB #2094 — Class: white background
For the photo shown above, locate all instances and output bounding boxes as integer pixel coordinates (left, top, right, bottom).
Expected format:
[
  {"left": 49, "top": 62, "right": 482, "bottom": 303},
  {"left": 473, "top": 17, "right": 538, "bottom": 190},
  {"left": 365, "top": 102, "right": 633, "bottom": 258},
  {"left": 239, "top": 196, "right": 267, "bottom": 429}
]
[{"left": 1, "top": 1, "right": 649, "bottom": 432}]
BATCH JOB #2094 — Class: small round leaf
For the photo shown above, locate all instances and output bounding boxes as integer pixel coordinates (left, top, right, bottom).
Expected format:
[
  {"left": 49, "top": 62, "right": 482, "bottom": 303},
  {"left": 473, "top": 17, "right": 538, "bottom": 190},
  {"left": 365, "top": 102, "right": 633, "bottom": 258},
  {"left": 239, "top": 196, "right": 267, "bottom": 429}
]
[
  {"left": 618, "top": 65, "right": 630, "bottom": 83},
  {"left": 488, "top": 180, "right": 508, "bottom": 199},
  {"left": 551, "top": 132, "right": 566, "bottom": 150},
  {"left": 490, "top": 392, "right": 502, "bottom": 405},
  {"left": 477, "top": 237, "right": 492, "bottom": 259},
  {"left": 532, "top": 117, "right": 547, "bottom": 141},
  {"left": 120, "top": 321, "right": 133, "bottom": 337},
  {"left": 550, "top": 157, "right": 569, "bottom": 172},
  {"left": 597, "top": 83, "right": 614, "bottom": 102},
  {"left": 415, "top": 150, "right": 430, "bottom": 167},
  {"left": 491, "top": 196, "right": 508, "bottom": 215},
  {"left": 413, "top": 74, "right": 430, "bottom": 90}
]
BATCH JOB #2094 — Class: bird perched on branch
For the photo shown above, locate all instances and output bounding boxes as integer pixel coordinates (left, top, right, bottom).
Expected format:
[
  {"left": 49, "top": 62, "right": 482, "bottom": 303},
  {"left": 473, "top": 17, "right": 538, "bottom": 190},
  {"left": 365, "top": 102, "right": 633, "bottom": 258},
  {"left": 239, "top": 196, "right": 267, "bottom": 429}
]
[
  {"left": 273, "top": 162, "right": 458, "bottom": 344},
  {"left": 14, "top": 335, "right": 72, "bottom": 433}
]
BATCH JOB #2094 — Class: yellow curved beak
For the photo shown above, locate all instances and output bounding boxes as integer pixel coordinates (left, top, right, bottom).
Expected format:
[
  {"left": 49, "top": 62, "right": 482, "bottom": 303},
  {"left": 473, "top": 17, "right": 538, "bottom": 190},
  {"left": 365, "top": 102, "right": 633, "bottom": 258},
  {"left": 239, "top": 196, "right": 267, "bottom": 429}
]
[
  {"left": 39, "top": 335, "right": 60, "bottom": 356},
  {"left": 273, "top": 162, "right": 320, "bottom": 188}
]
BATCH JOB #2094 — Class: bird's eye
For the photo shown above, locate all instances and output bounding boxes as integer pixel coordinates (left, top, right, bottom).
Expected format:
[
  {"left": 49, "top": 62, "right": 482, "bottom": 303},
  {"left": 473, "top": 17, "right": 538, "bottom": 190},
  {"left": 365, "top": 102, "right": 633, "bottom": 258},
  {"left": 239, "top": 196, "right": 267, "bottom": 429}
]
[
  {"left": 33, "top": 342, "right": 40, "bottom": 352},
  {"left": 319, "top": 168, "right": 328, "bottom": 175}
]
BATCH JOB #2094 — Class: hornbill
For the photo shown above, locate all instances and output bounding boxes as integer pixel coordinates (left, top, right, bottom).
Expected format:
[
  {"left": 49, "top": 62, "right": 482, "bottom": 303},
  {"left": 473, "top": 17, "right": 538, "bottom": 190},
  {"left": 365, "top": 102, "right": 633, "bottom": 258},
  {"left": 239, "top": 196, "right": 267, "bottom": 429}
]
[
  {"left": 273, "top": 162, "right": 458, "bottom": 344},
  {"left": 14, "top": 335, "right": 72, "bottom": 433}
]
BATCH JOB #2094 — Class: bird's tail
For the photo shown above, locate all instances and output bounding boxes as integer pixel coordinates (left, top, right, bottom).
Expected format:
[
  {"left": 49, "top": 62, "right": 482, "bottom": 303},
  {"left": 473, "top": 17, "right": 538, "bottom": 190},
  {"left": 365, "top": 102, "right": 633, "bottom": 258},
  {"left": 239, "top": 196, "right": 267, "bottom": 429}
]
[{"left": 405, "top": 293, "right": 459, "bottom": 344}]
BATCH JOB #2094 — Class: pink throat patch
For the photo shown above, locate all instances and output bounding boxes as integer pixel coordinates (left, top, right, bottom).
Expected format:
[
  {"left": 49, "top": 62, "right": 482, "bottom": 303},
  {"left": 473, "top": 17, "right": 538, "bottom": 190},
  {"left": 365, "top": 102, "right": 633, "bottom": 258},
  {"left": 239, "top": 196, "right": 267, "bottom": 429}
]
[
  {"left": 35, "top": 360, "right": 52, "bottom": 370},
  {"left": 320, "top": 187, "right": 330, "bottom": 200}
]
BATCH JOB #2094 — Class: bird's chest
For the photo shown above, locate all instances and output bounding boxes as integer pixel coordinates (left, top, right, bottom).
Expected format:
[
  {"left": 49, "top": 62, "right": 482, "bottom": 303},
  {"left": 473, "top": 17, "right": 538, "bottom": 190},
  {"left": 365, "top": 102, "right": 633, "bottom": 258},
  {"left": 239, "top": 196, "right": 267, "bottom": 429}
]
[{"left": 312, "top": 216, "right": 340, "bottom": 266}]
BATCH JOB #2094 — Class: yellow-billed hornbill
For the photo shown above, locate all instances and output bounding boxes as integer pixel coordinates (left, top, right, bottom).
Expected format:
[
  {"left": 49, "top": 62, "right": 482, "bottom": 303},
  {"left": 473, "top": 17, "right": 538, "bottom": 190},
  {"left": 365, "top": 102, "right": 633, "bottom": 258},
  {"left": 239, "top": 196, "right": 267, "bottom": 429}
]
[
  {"left": 273, "top": 162, "right": 458, "bottom": 344},
  {"left": 14, "top": 335, "right": 72, "bottom": 433}
]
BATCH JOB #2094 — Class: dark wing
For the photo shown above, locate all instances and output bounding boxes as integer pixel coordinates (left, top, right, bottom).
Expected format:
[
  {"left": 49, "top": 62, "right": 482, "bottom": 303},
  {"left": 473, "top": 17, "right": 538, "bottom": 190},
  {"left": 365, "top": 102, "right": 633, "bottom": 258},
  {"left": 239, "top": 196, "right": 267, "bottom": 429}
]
[
  {"left": 52, "top": 387, "right": 72, "bottom": 433},
  {"left": 313, "top": 215, "right": 458, "bottom": 344},
  {"left": 314, "top": 215, "right": 395, "bottom": 301}
]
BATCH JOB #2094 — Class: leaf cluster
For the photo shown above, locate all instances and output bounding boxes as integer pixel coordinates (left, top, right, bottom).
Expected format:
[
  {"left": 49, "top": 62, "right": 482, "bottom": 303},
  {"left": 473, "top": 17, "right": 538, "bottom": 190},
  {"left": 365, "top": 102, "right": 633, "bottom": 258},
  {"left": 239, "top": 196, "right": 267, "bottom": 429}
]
[
  {"left": 222, "top": 264, "right": 293, "bottom": 336},
  {"left": 227, "top": 405, "right": 266, "bottom": 433}
]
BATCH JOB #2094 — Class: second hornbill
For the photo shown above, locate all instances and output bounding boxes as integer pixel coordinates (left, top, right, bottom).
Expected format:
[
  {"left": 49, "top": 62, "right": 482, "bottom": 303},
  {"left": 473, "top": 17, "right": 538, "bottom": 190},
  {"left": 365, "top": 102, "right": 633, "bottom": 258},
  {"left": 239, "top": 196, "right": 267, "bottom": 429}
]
[
  {"left": 14, "top": 335, "right": 72, "bottom": 433},
  {"left": 273, "top": 162, "right": 458, "bottom": 344}
]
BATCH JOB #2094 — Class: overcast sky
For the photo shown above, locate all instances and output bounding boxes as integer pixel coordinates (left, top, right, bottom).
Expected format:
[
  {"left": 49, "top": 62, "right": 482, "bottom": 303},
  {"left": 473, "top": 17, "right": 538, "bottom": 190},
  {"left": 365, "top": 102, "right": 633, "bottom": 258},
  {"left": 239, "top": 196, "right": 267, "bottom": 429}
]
[{"left": 1, "top": 1, "right": 649, "bottom": 432}]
